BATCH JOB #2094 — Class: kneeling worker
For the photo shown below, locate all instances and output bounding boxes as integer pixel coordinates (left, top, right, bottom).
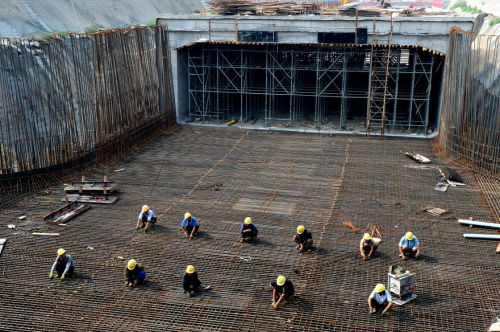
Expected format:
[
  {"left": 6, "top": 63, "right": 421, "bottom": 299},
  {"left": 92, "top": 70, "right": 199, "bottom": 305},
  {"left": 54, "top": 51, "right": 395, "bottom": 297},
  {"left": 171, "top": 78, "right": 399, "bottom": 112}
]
[
  {"left": 49, "top": 248, "right": 74, "bottom": 280},
  {"left": 270, "top": 275, "right": 294, "bottom": 309},
  {"left": 125, "top": 259, "right": 145, "bottom": 287},
  {"left": 360, "top": 233, "right": 382, "bottom": 261},
  {"left": 136, "top": 205, "right": 157, "bottom": 233},
  {"left": 182, "top": 212, "right": 199, "bottom": 239},
  {"left": 294, "top": 225, "right": 313, "bottom": 252},
  {"left": 368, "top": 283, "right": 393, "bottom": 316},
  {"left": 399, "top": 231, "right": 420, "bottom": 260},
  {"left": 183, "top": 265, "right": 210, "bottom": 297},
  {"left": 240, "top": 217, "right": 258, "bottom": 243}
]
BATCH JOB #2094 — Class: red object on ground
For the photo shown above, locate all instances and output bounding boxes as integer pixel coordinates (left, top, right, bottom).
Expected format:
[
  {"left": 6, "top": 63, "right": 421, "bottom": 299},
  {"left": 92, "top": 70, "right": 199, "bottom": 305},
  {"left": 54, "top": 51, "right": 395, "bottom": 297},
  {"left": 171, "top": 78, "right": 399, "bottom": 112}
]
[
  {"left": 409, "top": 3, "right": 414, "bottom": 8},
  {"left": 431, "top": 0, "right": 442, "bottom": 8}
]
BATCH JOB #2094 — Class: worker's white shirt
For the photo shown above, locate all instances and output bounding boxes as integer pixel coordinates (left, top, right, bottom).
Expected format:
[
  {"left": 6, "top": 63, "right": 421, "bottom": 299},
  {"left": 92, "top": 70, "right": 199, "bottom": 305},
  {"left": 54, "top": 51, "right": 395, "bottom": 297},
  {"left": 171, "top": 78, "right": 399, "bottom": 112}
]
[{"left": 370, "top": 289, "right": 392, "bottom": 304}]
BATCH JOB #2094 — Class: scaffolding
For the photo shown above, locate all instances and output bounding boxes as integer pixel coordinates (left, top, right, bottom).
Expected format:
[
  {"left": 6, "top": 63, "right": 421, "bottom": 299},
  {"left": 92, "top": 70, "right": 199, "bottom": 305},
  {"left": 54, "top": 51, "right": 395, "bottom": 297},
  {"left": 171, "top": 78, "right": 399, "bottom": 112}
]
[{"left": 184, "top": 41, "right": 441, "bottom": 132}]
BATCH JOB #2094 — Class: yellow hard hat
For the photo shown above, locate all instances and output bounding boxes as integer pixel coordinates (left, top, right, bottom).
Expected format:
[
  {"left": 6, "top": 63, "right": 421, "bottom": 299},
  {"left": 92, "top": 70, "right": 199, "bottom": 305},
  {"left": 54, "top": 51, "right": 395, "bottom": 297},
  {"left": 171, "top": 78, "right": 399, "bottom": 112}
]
[
  {"left": 127, "top": 259, "right": 137, "bottom": 270},
  {"left": 297, "top": 225, "right": 305, "bottom": 234},
  {"left": 57, "top": 248, "right": 65, "bottom": 256},
  {"left": 186, "top": 265, "right": 195, "bottom": 273},
  {"left": 244, "top": 217, "right": 252, "bottom": 224},
  {"left": 363, "top": 233, "right": 372, "bottom": 240},
  {"left": 185, "top": 212, "right": 191, "bottom": 219},
  {"left": 142, "top": 205, "right": 149, "bottom": 212},
  {"left": 406, "top": 232, "right": 414, "bottom": 240},
  {"left": 277, "top": 275, "right": 286, "bottom": 286},
  {"left": 375, "top": 284, "right": 385, "bottom": 292}
]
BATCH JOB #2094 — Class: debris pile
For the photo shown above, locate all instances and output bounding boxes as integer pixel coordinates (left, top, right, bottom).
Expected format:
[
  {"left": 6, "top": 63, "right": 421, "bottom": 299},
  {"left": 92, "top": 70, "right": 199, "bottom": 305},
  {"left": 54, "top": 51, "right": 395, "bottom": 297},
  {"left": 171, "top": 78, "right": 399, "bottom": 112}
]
[{"left": 207, "top": 0, "right": 320, "bottom": 15}]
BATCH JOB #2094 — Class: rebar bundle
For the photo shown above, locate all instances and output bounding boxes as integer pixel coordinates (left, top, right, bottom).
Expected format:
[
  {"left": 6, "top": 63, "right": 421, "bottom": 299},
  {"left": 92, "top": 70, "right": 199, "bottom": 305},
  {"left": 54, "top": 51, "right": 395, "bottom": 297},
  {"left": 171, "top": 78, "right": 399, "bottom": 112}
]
[
  {"left": 439, "top": 28, "right": 500, "bottom": 178},
  {"left": 0, "top": 26, "right": 176, "bottom": 196}
]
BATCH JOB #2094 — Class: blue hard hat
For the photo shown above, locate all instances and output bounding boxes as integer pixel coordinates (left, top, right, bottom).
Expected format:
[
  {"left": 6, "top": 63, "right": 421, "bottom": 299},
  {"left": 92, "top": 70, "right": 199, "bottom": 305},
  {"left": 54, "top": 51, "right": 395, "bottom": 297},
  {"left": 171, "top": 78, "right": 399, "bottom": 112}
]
[{"left": 139, "top": 271, "right": 146, "bottom": 279}]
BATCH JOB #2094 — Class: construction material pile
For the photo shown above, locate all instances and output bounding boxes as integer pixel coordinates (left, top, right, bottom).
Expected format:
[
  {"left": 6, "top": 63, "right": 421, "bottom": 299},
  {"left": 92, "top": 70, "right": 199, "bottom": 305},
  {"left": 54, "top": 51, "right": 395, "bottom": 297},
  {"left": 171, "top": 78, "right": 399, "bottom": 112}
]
[{"left": 207, "top": 0, "right": 320, "bottom": 15}]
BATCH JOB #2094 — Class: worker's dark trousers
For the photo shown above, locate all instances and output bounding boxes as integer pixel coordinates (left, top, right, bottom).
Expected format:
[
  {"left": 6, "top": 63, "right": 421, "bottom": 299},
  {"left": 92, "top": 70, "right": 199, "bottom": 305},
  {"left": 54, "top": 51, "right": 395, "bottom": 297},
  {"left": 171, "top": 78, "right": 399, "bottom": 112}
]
[
  {"left": 370, "top": 298, "right": 389, "bottom": 310},
  {"left": 141, "top": 216, "right": 157, "bottom": 225},
  {"left": 293, "top": 236, "right": 313, "bottom": 247},
  {"left": 184, "top": 225, "right": 199, "bottom": 235},
  {"left": 184, "top": 280, "right": 201, "bottom": 293},
  {"left": 55, "top": 264, "right": 74, "bottom": 277},
  {"left": 242, "top": 230, "right": 257, "bottom": 239},
  {"left": 127, "top": 275, "right": 145, "bottom": 285},
  {"left": 362, "top": 244, "right": 378, "bottom": 255}
]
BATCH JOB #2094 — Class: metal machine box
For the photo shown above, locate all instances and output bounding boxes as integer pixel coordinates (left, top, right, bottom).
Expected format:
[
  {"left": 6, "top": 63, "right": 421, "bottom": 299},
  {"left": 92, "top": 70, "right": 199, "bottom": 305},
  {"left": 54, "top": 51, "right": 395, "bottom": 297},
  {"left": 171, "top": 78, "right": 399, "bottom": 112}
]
[{"left": 387, "top": 263, "right": 417, "bottom": 305}]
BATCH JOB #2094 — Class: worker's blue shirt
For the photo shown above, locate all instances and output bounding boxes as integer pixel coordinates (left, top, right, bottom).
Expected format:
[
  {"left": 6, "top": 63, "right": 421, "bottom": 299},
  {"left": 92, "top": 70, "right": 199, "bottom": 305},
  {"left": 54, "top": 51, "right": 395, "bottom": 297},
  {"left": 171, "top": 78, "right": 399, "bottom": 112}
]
[
  {"left": 297, "top": 229, "right": 312, "bottom": 244},
  {"left": 399, "top": 236, "right": 419, "bottom": 249},
  {"left": 370, "top": 289, "right": 392, "bottom": 304},
  {"left": 138, "top": 210, "right": 156, "bottom": 221},
  {"left": 182, "top": 217, "right": 197, "bottom": 227},
  {"left": 241, "top": 223, "right": 258, "bottom": 234},
  {"left": 51, "top": 254, "right": 74, "bottom": 274}
]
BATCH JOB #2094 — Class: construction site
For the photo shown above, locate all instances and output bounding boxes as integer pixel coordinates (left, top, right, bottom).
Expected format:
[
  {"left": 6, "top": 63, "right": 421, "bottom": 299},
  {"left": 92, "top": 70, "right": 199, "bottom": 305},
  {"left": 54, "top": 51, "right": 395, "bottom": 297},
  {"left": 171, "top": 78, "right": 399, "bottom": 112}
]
[{"left": 1, "top": 0, "right": 500, "bottom": 331}]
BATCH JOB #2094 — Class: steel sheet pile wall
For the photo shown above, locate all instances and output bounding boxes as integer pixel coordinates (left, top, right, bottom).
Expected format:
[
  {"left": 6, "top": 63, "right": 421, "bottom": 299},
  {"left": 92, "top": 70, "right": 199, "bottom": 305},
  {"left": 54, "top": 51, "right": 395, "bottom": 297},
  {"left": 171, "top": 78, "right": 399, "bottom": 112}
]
[
  {"left": 440, "top": 28, "right": 500, "bottom": 176},
  {"left": 0, "top": 26, "right": 176, "bottom": 194}
]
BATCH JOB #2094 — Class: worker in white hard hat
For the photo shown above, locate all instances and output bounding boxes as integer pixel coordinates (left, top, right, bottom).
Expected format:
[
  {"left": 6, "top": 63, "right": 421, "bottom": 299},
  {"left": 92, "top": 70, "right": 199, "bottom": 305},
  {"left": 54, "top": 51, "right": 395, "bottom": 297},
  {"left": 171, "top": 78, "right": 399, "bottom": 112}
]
[
  {"left": 368, "top": 283, "right": 393, "bottom": 316},
  {"left": 360, "top": 233, "right": 382, "bottom": 261},
  {"left": 293, "top": 225, "right": 313, "bottom": 252},
  {"left": 136, "top": 205, "right": 157, "bottom": 233},
  {"left": 183, "top": 265, "right": 210, "bottom": 297},
  {"left": 270, "top": 275, "right": 294, "bottom": 309},
  {"left": 181, "top": 212, "right": 199, "bottom": 239},
  {"left": 49, "top": 248, "right": 74, "bottom": 280},
  {"left": 399, "top": 231, "right": 420, "bottom": 260},
  {"left": 240, "top": 217, "right": 258, "bottom": 243},
  {"left": 125, "top": 259, "right": 145, "bottom": 287}
]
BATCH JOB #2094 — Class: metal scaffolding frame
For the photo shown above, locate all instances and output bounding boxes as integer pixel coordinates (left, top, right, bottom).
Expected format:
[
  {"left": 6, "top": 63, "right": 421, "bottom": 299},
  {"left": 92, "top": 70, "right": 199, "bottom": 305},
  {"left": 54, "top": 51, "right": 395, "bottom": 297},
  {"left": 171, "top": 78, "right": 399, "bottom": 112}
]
[{"left": 185, "top": 42, "right": 441, "bottom": 133}]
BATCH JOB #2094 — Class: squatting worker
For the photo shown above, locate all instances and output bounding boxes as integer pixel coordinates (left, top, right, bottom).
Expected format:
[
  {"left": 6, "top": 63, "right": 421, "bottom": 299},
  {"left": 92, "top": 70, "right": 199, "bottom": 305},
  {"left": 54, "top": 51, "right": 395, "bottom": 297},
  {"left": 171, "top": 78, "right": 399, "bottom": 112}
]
[
  {"left": 136, "top": 205, "right": 157, "bottom": 233},
  {"left": 49, "top": 248, "right": 74, "bottom": 280},
  {"left": 181, "top": 212, "right": 199, "bottom": 239},
  {"left": 240, "top": 217, "right": 258, "bottom": 243},
  {"left": 368, "top": 283, "right": 393, "bottom": 316},
  {"left": 399, "top": 231, "right": 420, "bottom": 260},
  {"left": 270, "top": 275, "right": 294, "bottom": 309},
  {"left": 360, "top": 233, "right": 382, "bottom": 261},
  {"left": 183, "top": 265, "right": 210, "bottom": 297},
  {"left": 125, "top": 259, "right": 145, "bottom": 287},
  {"left": 294, "top": 225, "right": 313, "bottom": 252}
]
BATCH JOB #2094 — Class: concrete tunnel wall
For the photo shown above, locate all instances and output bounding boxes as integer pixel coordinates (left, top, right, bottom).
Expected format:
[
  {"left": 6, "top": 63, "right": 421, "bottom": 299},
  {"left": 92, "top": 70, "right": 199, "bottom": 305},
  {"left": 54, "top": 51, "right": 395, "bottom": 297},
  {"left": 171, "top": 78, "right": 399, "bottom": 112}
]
[{"left": 157, "top": 15, "right": 474, "bottom": 128}]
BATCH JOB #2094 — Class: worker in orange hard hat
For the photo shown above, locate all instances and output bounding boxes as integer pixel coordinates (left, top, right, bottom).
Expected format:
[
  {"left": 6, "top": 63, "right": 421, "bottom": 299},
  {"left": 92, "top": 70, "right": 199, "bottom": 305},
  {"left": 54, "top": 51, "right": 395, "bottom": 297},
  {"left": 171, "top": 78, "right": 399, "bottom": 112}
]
[
  {"left": 136, "top": 205, "right": 157, "bottom": 233},
  {"left": 293, "top": 225, "right": 313, "bottom": 252},
  {"left": 270, "top": 275, "right": 294, "bottom": 310}
]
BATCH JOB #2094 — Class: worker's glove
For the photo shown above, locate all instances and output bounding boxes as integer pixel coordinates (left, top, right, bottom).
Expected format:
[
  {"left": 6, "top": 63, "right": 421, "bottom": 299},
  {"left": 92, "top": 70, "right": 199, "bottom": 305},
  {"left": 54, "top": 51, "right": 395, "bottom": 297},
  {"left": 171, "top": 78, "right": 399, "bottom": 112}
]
[
  {"left": 61, "top": 275, "right": 66, "bottom": 280},
  {"left": 49, "top": 272, "right": 54, "bottom": 279},
  {"left": 383, "top": 311, "right": 390, "bottom": 316},
  {"left": 136, "top": 226, "right": 139, "bottom": 230},
  {"left": 370, "top": 308, "right": 376, "bottom": 315},
  {"left": 271, "top": 303, "right": 277, "bottom": 310},
  {"left": 145, "top": 227, "right": 149, "bottom": 233}
]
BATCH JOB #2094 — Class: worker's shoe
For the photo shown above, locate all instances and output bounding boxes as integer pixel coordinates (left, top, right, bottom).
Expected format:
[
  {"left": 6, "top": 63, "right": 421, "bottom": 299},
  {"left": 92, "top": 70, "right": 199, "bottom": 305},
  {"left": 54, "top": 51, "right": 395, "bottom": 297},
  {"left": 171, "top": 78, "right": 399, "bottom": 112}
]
[
  {"left": 296, "top": 245, "right": 301, "bottom": 250},
  {"left": 251, "top": 238, "right": 257, "bottom": 244},
  {"left": 415, "top": 252, "right": 420, "bottom": 258}
]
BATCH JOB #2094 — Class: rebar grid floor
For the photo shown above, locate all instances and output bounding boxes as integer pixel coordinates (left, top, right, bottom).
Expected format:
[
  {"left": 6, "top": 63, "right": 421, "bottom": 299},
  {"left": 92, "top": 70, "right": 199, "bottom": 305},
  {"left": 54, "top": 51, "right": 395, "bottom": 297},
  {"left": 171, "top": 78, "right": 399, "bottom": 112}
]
[{"left": 1, "top": 126, "right": 499, "bottom": 331}]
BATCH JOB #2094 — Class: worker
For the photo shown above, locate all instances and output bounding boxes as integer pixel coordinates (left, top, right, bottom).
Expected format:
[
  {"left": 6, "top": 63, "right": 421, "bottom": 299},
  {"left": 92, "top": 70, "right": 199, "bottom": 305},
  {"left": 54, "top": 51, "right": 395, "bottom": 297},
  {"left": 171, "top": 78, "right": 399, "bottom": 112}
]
[
  {"left": 183, "top": 265, "right": 210, "bottom": 297},
  {"left": 181, "top": 212, "right": 199, "bottom": 239},
  {"left": 240, "top": 217, "right": 258, "bottom": 243},
  {"left": 49, "top": 248, "right": 74, "bottom": 280},
  {"left": 360, "top": 233, "right": 382, "bottom": 261},
  {"left": 125, "top": 259, "right": 145, "bottom": 287},
  {"left": 270, "top": 275, "right": 294, "bottom": 309},
  {"left": 398, "top": 231, "right": 420, "bottom": 260},
  {"left": 136, "top": 205, "right": 157, "bottom": 233},
  {"left": 368, "top": 283, "right": 393, "bottom": 316},
  {"left": 294, "top": 225, "right": 313, "bottom": 252}
]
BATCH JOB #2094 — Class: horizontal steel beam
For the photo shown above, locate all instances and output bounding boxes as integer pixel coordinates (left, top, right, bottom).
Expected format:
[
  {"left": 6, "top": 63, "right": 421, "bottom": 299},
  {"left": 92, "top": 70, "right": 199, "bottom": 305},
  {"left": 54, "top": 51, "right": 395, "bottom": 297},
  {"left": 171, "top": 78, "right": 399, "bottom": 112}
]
[
  {"left": 463, "top": 234, "right": 500, "bottom": 240},
  {"left": 458, "top": 219, "right": 500, "bottom": 229}
]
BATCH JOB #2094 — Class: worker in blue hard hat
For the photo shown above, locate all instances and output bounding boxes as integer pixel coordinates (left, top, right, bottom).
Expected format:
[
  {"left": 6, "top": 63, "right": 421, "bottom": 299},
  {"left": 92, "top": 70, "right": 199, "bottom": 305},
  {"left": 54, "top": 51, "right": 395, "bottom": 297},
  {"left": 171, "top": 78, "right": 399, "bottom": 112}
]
[
  {"left": 136, "top": 205, "right": 157, "bottom": 233},
  {"left": 368, "top": 284, "right": 393, "bottom": 316},
  {"left": 181, "top": 212, "right": 199, "bottom": 239},
  {"left": 125, "top": 259, "right": 145, "bottom": 287},
  {"left": 49, "top": 248, "right": 74, "bottom": 280},
  {"left": 240, "top": 217, "right": 258, "bottom": 243},
  {"left": 399, "top": 231, "right": 420, "bottom": 260}
]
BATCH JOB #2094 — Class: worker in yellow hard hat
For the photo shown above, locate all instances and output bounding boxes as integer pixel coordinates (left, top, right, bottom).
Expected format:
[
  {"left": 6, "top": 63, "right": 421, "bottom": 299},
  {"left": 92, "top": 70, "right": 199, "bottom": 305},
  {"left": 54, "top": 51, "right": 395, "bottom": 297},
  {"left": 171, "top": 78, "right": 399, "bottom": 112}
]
[
  {"left": 368, "top": 283, "right": 393, "bottom": 316},
  {"left": 49, "top": 248, "right": 74, "bottom": 280},
  {"left": 125, "top": 259, "right": 145, "bottom": 287},
  {"left": 181, "top": 212, "right": 199, "bottom": 239},
  {"left": 183, "top": 265, "right": 210, "bottom": 297},
  {"left": 293, "top": 225, "right": 313, "bottom": 252},
  {"left": 398, "top": 231, "right": 420, "bottom": 260},
  {"left": 270, "top": 275, "right": 294, "bottom": 309},
  {"left": 240, "top": 217, "right": 258, "bottom": 243},
  {"left": 360, "top": 233, "right": 382, "bottom": 261},
  {"left": 136, "top": 205, "right": 157, "bottom": 233}
]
